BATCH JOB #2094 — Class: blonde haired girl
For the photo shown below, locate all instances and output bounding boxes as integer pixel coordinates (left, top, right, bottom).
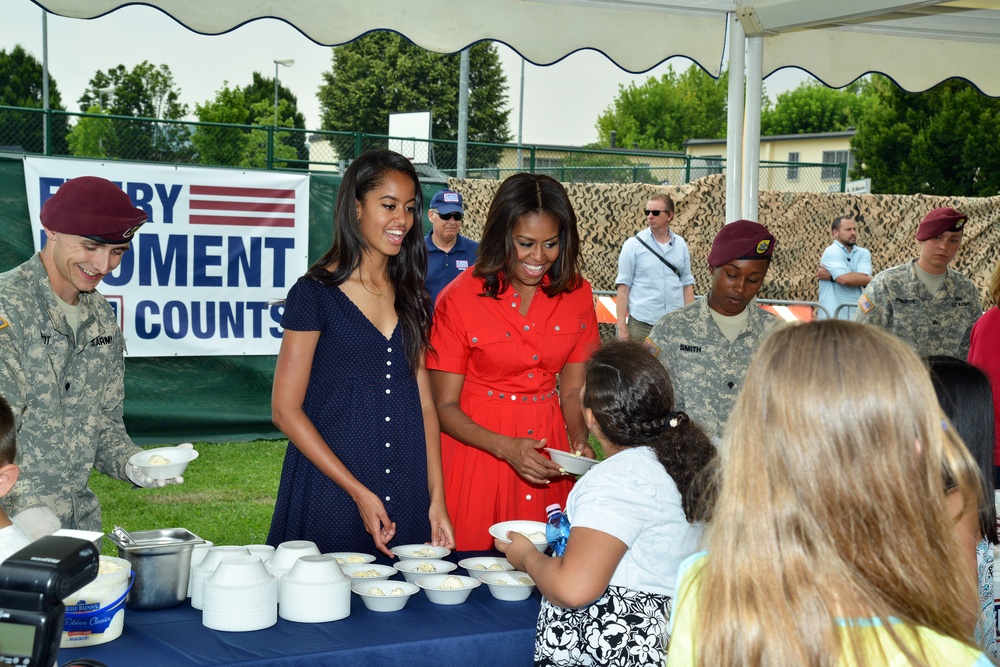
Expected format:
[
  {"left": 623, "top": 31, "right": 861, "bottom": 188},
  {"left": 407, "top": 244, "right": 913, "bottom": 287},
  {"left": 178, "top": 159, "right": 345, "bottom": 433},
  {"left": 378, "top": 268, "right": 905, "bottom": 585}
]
[{"left": 668, "top": 320, "right": 988, "bottom": 666}]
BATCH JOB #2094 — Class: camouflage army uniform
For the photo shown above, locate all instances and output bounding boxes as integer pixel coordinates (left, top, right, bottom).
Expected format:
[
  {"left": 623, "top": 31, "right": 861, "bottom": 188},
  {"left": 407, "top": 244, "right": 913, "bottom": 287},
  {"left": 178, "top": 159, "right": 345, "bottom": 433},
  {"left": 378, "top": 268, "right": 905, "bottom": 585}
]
[
  {"left": 0, "top": 254, "right": 139, "bottom": 531},
  {"left": 645, "top": 298, "right": 783, "bottom": 442},
  {"left": 852, "top": 260, "right": 981, "bottom": 358}
]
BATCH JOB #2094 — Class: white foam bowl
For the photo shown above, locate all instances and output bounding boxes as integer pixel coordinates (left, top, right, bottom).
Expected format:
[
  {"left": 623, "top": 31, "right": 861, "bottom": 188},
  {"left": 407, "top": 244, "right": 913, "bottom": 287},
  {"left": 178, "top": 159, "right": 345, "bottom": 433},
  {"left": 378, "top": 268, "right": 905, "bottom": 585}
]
[
  {"left": 351, "top": 581, "right": 419, "bottom": 612},
  {"left": 128, "top": 446, "right": 199, "bottom": 480},
  {"left": 545, "top": 447, "right": 598, "bottom": 475},
  {"left": 393, "top": 559, "right": 456, "bottom": 583},
  {"left": 415, "top": 574, "right": 480, "bottom": 605},
  {"left": 457, "top": 557, "right": 514, "bottom": 581},
  {"left": 489, "top": 521, "right": 549, "bottom": 553},
  {"left": 340, "top": 563, "right": 396, "bottom": 581},
  {"left": 208, "top": 555, "right": 274, "bottom": 588},
  {"left": 284, "top": 554, "right": 347, "bottom": 585},
  {"left": 390, "top": 544, "right": 452, "bottom": 561},
  {"left": 327, "top": 552, "right": 376, "bottom": 566},
  {"left": 480, "top": 571, "right": 536, "bottom": 601},
  {"left": 269, "top": 540, "right": 320, "bottom": 571}
]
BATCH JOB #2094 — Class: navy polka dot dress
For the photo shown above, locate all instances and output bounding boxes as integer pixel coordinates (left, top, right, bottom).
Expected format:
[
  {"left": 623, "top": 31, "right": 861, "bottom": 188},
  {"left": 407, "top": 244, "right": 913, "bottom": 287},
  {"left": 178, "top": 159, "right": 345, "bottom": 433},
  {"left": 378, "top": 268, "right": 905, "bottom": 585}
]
[{"left": 266, "top": 278, "right": 431, "bottom": 554}]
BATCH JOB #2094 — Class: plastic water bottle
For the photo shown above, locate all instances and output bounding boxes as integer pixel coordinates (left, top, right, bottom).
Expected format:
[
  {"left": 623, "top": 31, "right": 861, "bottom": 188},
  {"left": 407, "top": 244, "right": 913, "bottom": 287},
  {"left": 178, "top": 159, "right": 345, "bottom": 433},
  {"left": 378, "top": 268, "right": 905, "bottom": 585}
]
[{"left": 545, "top": 503, "right": 571, "bottom": 557}]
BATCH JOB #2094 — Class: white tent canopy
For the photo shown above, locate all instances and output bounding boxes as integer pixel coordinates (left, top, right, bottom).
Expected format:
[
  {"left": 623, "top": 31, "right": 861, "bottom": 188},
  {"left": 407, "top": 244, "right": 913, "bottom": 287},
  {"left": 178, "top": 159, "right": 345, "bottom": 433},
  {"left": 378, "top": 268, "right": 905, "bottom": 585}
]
[{"left": 30, "top": 0, "right": 1000, "bottom": 218}]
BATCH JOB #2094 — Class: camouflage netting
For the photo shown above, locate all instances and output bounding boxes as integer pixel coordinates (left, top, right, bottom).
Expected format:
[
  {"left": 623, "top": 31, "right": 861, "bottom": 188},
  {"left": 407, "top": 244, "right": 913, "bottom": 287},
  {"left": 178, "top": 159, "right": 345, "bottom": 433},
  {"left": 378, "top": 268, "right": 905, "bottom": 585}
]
[{"left": 448, "top": 174, "right": 1000, "bottom": 308}]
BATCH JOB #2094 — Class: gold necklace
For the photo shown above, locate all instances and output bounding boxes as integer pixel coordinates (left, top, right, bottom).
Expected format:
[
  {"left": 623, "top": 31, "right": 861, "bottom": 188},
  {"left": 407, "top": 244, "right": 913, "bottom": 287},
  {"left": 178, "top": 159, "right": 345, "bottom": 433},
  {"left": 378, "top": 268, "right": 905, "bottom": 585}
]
[{"left": 360, "top": 272, "right": 388, "bottom": 299}]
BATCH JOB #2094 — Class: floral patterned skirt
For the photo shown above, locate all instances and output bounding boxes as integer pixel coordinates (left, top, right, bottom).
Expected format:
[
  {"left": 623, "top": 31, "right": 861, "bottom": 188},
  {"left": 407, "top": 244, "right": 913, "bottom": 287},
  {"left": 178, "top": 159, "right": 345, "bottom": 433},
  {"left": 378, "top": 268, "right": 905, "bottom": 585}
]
[{"left": 534, "top": 585, "right": 671, "bottom": 667}]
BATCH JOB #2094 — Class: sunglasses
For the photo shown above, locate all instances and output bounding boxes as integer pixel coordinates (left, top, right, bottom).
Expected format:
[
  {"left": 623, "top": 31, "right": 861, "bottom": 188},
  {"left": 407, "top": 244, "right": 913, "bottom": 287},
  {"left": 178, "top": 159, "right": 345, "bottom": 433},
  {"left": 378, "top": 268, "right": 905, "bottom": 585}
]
[
  {"left": 437, "top": 212, "right": 463, "bottom": 221},
  {"left": 644, "top": 209, "right": 671, "bottom": 217}
]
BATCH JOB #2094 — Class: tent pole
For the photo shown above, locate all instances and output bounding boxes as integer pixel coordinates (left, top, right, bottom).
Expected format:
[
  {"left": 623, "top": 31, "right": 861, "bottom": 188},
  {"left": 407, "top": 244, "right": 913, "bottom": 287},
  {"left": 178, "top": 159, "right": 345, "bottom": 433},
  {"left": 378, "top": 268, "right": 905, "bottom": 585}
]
[
  {"left": 457, "top": 49, "right": 470, "bottom": 178},
  {"left": 725, "top": 14, "right": 745, "bottom": 224},
  {"left": 742, "top": 34, "right": 763, "bottom": 222}
]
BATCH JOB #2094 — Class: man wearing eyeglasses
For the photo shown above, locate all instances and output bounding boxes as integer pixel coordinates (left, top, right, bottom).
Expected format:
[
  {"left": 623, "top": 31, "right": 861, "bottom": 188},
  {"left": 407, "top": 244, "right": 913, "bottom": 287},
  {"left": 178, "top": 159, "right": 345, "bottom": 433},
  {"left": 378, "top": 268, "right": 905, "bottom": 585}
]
[
  {"left": 615, "top": 194, "right": 695, "bottom": 342},
  {"left": 425, "top": 189, "right": 479, "bottom": 306}
]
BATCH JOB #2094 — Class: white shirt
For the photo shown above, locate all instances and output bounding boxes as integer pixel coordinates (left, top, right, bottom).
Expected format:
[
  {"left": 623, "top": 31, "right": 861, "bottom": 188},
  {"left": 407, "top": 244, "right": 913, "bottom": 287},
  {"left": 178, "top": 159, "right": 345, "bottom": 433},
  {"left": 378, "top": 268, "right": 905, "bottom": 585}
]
[
  {"left": 565, "top": 446, "right": 703, "bottom": 597},
  {"left": 0, "top": 523, "right": 31, "bottom": 562}
]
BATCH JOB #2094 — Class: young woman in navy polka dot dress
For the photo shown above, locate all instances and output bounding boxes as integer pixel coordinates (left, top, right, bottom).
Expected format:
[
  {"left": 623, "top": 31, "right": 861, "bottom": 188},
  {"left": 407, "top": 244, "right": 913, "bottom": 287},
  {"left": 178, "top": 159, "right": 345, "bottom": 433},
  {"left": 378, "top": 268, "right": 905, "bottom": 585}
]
[{"left": 267, "top": 150, "right": 454, "bottom": 558}]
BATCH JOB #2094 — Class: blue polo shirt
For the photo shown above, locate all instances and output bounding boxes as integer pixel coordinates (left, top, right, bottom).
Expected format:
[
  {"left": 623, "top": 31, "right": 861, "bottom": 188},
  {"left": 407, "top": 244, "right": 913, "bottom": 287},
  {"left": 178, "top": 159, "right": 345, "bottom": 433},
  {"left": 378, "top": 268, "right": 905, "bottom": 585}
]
[
  {"left": 818, "top": 241, "right": 872, "bottom": 320},
  {"left": 425, "top": 232, "right": 479, "bottom": 305}
]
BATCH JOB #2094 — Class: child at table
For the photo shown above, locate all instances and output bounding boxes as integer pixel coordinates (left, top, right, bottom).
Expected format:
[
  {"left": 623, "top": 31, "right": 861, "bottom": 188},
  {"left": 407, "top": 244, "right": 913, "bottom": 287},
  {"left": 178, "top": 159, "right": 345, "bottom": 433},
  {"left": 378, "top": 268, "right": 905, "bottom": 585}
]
[
  {"left": 0, "top": 396, "right": 31, "bottom": 561},
  {"left": 496, "top": 341, "right": 716, "bottom": 666}
]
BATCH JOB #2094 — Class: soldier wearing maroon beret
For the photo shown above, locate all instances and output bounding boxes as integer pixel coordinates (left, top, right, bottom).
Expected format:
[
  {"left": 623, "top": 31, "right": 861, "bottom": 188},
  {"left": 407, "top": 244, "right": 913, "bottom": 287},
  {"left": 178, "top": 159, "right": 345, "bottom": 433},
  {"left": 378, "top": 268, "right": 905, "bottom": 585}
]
[
  {"left": 854, "top": 206, "right": 981, "bottom": 357},
  {"left": 645, "top": 220, "right": 785, "bottom": 442},
  {"left": 0, "top": 176, "right": 186, "bottom": 540}
]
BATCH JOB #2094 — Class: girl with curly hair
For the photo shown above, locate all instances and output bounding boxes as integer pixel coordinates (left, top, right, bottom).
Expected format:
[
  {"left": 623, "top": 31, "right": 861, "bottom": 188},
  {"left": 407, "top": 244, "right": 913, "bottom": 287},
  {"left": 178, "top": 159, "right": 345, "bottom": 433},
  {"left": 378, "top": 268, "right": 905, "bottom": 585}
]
[{"left": 497, "top": 341, "right": 716, "bottom": 667}]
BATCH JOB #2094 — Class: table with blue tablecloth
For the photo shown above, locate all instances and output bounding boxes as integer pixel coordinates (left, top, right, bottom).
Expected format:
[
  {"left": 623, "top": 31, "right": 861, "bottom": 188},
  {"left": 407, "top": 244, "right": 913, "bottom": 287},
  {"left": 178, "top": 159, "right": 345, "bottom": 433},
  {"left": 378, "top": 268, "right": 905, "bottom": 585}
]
[{"left": 60, "top": 559, "right": 540, "bottom": 667}]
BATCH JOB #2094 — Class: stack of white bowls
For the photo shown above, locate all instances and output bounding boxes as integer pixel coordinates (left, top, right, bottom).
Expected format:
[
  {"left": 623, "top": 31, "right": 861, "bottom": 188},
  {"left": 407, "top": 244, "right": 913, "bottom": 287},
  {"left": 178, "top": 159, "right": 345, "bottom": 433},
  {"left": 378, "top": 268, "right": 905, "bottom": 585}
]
[
  {"left": 187, "top": 540, "right": 215, "bottom": 597},
  {"left": 265, "top": 541, "right": 320, "bottom": 593},
  {"left": 191, "top": 546, "right": 250, "bottom": 610},
  {"left": 278, "top": 555, "right": 351, "bottom": 623},
  {"left": 202, "top": 555, "right": 278, "bottom": 632}
]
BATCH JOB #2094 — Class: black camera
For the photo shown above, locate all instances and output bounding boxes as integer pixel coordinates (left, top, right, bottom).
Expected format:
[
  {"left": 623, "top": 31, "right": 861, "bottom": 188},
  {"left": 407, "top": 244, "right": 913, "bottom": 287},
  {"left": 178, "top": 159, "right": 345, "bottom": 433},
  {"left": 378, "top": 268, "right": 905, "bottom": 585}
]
[{"left": 0, "top": 536, "right": 99, "bottom": 667}]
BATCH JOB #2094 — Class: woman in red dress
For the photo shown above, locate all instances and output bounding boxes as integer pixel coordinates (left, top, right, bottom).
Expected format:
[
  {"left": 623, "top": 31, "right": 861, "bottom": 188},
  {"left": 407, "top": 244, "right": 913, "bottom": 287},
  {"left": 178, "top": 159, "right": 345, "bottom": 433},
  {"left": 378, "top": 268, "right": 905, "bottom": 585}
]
[{"left": 428, "top": 174, "right": 600, "bottom": 549}]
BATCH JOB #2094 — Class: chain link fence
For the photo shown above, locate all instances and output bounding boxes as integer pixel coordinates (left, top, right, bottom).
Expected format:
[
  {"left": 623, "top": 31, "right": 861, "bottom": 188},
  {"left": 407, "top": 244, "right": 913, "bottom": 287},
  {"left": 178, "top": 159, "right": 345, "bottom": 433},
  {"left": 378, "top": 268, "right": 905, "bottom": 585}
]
[{"left": 0, "top": 106, "right": 846, "bottom": 190}]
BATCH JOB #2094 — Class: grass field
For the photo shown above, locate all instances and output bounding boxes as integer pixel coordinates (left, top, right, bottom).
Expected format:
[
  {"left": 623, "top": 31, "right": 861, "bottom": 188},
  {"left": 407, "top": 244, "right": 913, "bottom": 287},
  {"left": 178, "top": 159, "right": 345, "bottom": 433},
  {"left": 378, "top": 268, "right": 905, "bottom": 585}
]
[
  {"left": 90, "top": 435, "right": 604, "bottom": 556},
  {"left": 90, "top": 439, "right": 288, "bottom": 555}
]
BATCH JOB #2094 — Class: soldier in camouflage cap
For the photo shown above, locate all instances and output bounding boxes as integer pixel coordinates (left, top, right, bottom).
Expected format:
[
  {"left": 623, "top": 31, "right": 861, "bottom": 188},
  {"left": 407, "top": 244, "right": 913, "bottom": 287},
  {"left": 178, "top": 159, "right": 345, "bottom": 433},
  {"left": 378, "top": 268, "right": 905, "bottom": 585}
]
[
  {"left": 0, "top": 176, "right": 186, "bottom": 538},
  {"left": 853, "top": 207, "right": 981, "bottom": 358},
  {"left": 644, "top": 220, "right": 784, "bottom": 443}
]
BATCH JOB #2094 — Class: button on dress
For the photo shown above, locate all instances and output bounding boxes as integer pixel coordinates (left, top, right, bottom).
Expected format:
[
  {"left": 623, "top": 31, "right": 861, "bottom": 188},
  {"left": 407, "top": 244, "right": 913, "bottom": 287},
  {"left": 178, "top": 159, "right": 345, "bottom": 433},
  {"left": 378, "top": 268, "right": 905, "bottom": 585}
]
[{"left": 267, "top": 278, "right": 430, "bottom": 554}]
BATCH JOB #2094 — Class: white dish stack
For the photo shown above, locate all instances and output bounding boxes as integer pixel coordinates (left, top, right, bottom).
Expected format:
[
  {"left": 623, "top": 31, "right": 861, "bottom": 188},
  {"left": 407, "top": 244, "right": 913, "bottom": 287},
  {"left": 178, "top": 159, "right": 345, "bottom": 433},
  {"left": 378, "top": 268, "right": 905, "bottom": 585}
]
[
  {"left": 278, "top": 555, "right": 351, "bottom": 623},
  {"left": 187, "top": 540, "right": 215, "bottom": 597},
  {"left": 202, "top": 555, "right": 278, "bottom": 632},
  {"left": 191, "top": 546, "right": 250, "bottom": 610},
  {"left": 265, "top": 540, "right": 321, "bottom": 593}
]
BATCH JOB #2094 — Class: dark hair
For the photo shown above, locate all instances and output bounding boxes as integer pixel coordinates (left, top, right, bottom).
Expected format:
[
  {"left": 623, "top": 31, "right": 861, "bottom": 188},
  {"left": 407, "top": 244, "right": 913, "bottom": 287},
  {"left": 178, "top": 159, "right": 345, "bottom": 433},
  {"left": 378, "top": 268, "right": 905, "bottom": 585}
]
[
  {"left": 582, "top": 341, "right": 716, "bottom": 522},
  {"left": 473, "top": 173, "right": 583, "bottom": 298},
  {"left": 304, "top": 149, "right": 430, "bottom": 374},
  {"left": 927, "top": 355, "right": 998, "bottom": 543},
  {"left": 0, "top": 396, "right": 15, "bottom": 466},
  {"left": 831, "top": 215, "right": 851, "bottom": 231}
]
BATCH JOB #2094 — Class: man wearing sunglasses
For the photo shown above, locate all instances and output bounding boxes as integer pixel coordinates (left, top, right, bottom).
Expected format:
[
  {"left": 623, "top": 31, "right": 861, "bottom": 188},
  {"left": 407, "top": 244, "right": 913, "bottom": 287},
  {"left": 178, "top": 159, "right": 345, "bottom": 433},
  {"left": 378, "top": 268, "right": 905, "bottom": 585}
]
[
  {"left": 615, "top": 194, "right": 695, "bottom": 343},
  {"left": 425, "top": 189, "right": 479, "bottom": 306}
]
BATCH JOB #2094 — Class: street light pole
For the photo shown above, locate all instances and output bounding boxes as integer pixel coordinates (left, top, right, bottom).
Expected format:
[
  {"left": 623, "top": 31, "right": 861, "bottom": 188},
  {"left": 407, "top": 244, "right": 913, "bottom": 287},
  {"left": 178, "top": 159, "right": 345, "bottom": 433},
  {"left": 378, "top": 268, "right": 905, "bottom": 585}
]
[
  {"left": 97, "top": 86, "right": 114, "bottom": 110},
  {"left": 273, "top": 59, "right": 295, "bottom": 127}
]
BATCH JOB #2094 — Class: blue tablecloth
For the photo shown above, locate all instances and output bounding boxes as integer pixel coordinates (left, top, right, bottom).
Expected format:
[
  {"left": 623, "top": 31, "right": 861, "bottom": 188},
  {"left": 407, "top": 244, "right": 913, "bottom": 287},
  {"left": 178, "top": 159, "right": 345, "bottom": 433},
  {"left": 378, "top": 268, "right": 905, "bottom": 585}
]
[{"left": 60, "top": 557, "right": 539, "bottom": 667}]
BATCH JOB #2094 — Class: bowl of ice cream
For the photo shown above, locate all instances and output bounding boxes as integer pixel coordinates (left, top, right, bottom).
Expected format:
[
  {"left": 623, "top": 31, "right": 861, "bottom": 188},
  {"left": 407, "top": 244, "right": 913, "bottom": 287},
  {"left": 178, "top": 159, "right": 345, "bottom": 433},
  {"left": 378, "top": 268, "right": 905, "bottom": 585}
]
[
  {"left": 389, "top": 544, "right": 451, "bottom": 561},
  {"left": 545, "top": 448, "right": 598, "bottom": 476},
  {"left": 128, "top": 446, "right": 199, "bottom": 481},
  {"left": 327, "top": 552, "right": 376, "bottom": 566},
  {"left": 457, "top": 557, "right": 514, "bottom": 581},
  {"left": 415, "top": 574, "right": 480, "bottom": 605},
  {"left": 393, "top": 559, "right": 456, "bottom": 583},
  {"left": 340, "top": 563, "right": 396, "bottom": 581},
  {"left": 480, "top": 571, "right": 536, "bottom": 601},
  {"left": 489, "top": 521, "right": 549, "bottom": 553},
  {"left": 351, "top": 581, "right": 419, "bottom": 612}
]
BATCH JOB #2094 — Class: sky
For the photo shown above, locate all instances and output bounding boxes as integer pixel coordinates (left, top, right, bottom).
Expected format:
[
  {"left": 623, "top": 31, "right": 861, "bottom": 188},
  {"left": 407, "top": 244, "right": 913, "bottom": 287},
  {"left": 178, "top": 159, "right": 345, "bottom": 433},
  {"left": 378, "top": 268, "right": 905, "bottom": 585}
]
[{"left": 1, "top": 0, "right": 811, "bottom": 147}]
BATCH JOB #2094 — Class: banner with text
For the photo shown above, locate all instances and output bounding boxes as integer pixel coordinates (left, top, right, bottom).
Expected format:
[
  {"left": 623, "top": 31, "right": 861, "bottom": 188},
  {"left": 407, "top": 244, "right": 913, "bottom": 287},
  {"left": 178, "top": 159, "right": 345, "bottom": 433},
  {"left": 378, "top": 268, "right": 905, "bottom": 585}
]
[{"left": 24, "top": 157, "right": 309, "bottom": 357}]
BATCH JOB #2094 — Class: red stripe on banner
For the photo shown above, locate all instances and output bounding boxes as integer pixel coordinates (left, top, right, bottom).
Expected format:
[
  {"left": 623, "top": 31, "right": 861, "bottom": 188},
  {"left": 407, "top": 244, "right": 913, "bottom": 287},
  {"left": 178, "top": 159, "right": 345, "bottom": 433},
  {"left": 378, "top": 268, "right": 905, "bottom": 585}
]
[
  {"left": 190, "top": 185, "right": 296, "bottom": 199},
  {"left": 190, "top": 200, "right": 295, "bottom": 213},
  {"left": 190, "top": 214, "right": 295, "bottom": 228}
]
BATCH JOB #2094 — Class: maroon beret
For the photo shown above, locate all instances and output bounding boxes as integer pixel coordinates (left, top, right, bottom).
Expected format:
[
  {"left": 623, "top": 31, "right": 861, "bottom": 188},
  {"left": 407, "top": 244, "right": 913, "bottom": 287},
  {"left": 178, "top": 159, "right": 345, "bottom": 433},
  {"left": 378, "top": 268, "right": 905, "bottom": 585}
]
[
  {"left": 916, "top": 207, "right": 967, "bottom": 241},
  {"left": 707, "top": 220, "right": 776, "bottom": 267},
  {"left": 40, "top": 176, "right": 147, "bottom": 244}
]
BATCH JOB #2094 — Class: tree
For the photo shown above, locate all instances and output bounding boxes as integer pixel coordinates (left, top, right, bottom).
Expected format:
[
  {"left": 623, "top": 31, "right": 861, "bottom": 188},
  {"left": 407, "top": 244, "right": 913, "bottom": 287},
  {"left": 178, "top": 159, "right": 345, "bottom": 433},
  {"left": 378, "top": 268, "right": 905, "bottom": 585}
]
[
  {"left": 318, "top": 33, "right": 511, "bottom": 169},
  {"left": 80, "top": 61, "right": 191, "bottom": 162},
  {"left": 850, "top": 76, "right": 1000, "bottom": 196},
  {"left": 192, "top": 83, "right": 298, "bottom": 169},
  {"left": 240, "top": 72, "right": 308, "bottom": 168},
  {"left": 760, "top": 81, "right": 869, "bottom": 135},
  {"left": 67, "top": 105, "right": 114, "bottom": 158},
  {"left": 0, "top": 45, "right": 70, "bottom": 155},
  {"left": 595, "top": 65, "right": 728, "bottom": 151}
]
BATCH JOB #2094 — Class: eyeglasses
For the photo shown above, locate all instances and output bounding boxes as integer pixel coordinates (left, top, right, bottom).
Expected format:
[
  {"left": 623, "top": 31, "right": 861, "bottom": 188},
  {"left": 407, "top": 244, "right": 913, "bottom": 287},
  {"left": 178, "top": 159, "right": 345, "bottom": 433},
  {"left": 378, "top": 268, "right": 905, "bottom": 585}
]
[
  {"left": 644, "top": 209, "right": 671, "bottom": 217},
  {"left": 437, "top": 212, "right": 463, "bottom": 221}
]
